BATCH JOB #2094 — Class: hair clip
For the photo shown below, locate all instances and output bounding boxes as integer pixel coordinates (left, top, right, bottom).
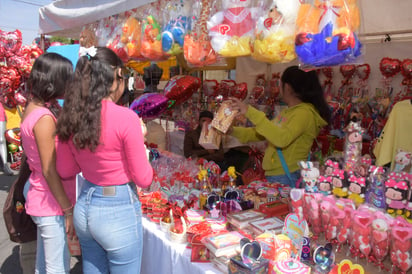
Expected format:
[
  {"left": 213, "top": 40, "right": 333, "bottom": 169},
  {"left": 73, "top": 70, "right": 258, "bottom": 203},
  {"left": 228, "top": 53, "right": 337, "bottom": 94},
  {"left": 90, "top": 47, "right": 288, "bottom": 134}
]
[{"left": 79, "top": 46, "right": 97, "bottom": 58}]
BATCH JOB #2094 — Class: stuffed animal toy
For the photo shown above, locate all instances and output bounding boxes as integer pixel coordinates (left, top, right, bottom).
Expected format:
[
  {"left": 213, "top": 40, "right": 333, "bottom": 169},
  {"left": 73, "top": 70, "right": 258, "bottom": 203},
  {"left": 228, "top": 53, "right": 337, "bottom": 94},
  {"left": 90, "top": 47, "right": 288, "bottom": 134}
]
[
  {"left": 393, "top": 149, "right": 412, "bottom": 173},
  {"left": 299, "top": 161, "right": 320, "bottom": 193},
  {"left": 295, "top": 0, "right": 362, "bottom": 66},
  {"left": 120, "top": 17, "right": 142, "bottom": 59},
  {"left": 252, "top": 0, "right": 300, "bottom": 63},
  {"left": 207, "top": 0, "right": 261, "bottom": 57},
  {"left": 161, "top": 0, "right": 192, "bottom": 55},
  {"left": 141, "top": 15, "right": 165, "bottom": 60}
]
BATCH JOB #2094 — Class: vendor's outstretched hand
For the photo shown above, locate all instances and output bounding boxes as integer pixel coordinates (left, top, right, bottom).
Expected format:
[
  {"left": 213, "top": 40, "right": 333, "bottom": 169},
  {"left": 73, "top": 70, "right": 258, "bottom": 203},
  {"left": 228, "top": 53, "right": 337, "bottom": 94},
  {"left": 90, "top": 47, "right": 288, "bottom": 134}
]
[{"left": 229, "top": 97, "right": 248, "bottom": 116}]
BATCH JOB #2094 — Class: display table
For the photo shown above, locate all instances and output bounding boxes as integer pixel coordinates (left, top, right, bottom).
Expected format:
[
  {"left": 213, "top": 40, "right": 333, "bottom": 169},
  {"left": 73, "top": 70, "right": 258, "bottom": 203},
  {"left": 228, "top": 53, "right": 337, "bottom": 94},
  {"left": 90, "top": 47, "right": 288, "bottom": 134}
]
[{"left": 140, "top": 217, "right": 222, "bottom": 274}]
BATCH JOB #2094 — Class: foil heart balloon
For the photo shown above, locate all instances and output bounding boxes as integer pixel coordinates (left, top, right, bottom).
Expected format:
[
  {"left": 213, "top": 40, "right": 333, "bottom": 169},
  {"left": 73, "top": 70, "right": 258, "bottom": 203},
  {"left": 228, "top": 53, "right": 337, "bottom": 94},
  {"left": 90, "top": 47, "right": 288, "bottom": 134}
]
[
  {"left": 379, "top": 57, "right": 401, "bottom": 78},
  {"left": 0, "top": 29, "right": 22, "bottom": 56},
  {"left": 401, "top": 59, "right": 412, "bottom": 80},
  {"left": 230, "top": 82, "right": 248, "bottom": 101},
  {"left": 164, "top": 75, "right": 201, "bottom": 106},
  {"left": 340, "top": 64, "right": 356, "bottom": 79},
  {"left": 218, "top": 79, "right": 236, "bottom": 99},
  {"left": 130, "top": 93, "right": 169, "bottom": 119},
  {"left": 202, "top": 79, "right": 219, "bottom": 97},
  {"left": 356, "top": 64, "right": 370, "bottom": 81}
]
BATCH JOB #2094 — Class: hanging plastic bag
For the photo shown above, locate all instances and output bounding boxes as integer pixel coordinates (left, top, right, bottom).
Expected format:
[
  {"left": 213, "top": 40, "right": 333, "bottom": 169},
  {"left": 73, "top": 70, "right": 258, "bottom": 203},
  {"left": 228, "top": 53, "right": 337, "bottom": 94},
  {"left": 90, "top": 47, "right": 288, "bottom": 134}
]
[
  {"left": 295, "top": 0, "right": 362, "bottom": 67},
  {"left": 120, "top": 12, "right": 144, "bottom": 60},
  {"left": 161, "top": 0, "right": 193, "bottom": 56},
  {"left": 207, "top": 0, "right": 261, "bottom": 57},
  {"left": 184, "top": 0, "right": 219, "bottom": 67},
  {"left": 252, "top": 0, "right": 300, "bottom": 64}
]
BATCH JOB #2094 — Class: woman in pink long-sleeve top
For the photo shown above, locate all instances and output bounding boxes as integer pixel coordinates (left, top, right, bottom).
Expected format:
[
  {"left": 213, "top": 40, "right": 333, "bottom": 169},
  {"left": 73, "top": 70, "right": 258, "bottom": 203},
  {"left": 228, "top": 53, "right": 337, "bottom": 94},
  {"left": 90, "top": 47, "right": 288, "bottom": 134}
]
[{"left": 56, "top": 47, "right": 153, "bottom": 274}]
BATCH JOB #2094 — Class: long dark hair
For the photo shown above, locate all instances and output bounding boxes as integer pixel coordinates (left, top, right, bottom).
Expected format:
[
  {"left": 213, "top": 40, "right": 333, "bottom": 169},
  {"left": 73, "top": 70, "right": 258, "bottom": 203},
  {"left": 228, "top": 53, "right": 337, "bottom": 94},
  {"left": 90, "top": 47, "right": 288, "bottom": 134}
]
[
  {"left": 281, "top": 66, "right": 331, "bottom": 124},
  {"left": 27, "top": 52, "right": 73, "bottom": 117},
  {"left": 56, "top": 47, "right": 124, "bottom": 151}
]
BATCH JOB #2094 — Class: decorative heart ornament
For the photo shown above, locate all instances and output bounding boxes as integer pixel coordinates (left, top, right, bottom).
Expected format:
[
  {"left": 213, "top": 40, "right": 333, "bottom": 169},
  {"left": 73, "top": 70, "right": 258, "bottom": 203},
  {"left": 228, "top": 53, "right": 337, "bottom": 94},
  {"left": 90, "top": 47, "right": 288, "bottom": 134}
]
[
  {"left": 356, "top": 64, "right": 370, "bottom": 81},
  {"left": 335, "top": 259, "right": 365, "bottom": 274},
  {"left": 240, "top": 239, "right": 262, "bottom": 265},
  {"left": 379, "top": 57, "right": 401, "bottom": 78},
  {"left": 401, "top": 58, "right": 412, "bottom": 80},
  {"left": 340, "top": 64, "right": 356, "bottom": 79}
]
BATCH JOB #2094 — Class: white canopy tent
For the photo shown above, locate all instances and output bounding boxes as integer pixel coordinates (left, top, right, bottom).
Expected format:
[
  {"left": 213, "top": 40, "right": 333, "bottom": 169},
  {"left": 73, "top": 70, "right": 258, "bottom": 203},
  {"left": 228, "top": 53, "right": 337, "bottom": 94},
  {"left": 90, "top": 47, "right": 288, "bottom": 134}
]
[
  {"left": 38, "top": 0, "right": 156, "bottom": 38},
  {"left": 38, "top": 0, "right": 412, "bottom": 40}
]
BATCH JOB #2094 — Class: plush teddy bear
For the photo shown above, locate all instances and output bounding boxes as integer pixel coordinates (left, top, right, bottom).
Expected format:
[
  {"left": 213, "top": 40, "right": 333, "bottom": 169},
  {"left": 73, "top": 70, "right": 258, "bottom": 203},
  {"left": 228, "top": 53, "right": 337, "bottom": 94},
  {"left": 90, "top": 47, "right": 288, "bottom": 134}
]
[
  {"left": 252, "top": 0, "right": 300, "bottom": 63},
  {"left": 207, "top": 0, "right": 261, "bottom": 57},
  {"left": 295, "top": 0, "right": 362, "bottom": 66},
  {"left": 161, "top": 0, "right": 192, "bottom": 55}
]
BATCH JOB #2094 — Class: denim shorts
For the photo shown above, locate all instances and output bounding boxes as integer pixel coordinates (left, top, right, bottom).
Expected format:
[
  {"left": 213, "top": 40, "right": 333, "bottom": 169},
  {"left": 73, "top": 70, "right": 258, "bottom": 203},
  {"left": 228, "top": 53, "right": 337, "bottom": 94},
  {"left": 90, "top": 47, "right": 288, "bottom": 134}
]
[{"left": 74, "top": 179, "right": 142, "bottom": 274}]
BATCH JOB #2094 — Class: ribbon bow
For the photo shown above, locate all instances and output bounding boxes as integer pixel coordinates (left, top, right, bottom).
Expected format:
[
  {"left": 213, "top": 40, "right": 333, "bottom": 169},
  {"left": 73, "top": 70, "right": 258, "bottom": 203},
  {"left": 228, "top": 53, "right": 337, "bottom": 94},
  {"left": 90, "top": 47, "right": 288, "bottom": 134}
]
[
  {"left": 360, "top": 157, "right": 372, "bottom": 165},
  {"left": 319, "top": 175, "right": 332, "bottom": 183},
  {"left": 333, "top": 169, "right": 345, "bottom": 179},
  {"left": 385, "top": 179, "right": 408, "bottom": 190},
  {"left": 349, "top": 175, "right": 366, "bottom": 186},
  {"left": 325, "top": 159, "right": 339, "bottom": 169},
  {"left": 79, "top": 46, "right": 97, "bottom": 58},
  {"left": 369, "top": 165, "right": 384, "bottom": 174}
]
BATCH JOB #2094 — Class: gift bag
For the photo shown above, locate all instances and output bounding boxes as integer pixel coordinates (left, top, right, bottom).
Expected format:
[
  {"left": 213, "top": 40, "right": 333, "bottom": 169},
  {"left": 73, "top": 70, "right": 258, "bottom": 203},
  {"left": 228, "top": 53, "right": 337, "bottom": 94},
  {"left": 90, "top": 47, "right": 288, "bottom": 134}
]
[
  {"left": 241, "top": 148, "right": 265, "bottom": 185},
  {"left": 3, "top": 154, "right": 37, "bottom": 243},
  {"left": 199, "top": 121, "right": 222, "bottom": 150}
]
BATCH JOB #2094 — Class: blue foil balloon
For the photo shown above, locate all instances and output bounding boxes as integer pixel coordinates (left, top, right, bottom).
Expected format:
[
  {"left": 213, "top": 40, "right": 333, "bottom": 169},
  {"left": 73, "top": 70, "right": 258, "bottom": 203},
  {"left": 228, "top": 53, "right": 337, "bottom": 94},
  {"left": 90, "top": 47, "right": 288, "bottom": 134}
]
[{"left": 130, "top": 93, "right": 169, "bottom": 119}]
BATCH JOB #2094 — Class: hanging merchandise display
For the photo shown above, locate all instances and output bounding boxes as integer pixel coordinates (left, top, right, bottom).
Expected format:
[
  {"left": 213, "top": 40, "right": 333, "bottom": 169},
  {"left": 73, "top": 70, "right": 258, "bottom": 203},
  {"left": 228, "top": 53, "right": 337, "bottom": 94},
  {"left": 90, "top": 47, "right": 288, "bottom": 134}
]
[
  {"left": 295, "top": 0, "right": 363, "bottom": 67},
  {"left": 252, "top": 0, "right": 300, "bottom": 64}
]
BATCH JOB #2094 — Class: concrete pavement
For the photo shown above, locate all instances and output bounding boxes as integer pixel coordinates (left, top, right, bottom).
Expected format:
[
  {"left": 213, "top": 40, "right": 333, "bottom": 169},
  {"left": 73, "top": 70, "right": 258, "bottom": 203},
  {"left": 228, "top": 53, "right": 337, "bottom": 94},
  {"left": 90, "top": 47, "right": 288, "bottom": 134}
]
[{"left": 0, "top": 173, "right": 82, "bottom": 274}]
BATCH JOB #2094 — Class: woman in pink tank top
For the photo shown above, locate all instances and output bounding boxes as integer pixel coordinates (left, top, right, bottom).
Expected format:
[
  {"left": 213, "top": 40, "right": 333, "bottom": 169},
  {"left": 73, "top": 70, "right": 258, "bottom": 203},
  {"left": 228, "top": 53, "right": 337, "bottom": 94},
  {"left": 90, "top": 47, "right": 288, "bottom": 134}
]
[{"left": 20, "top": 52, "right": 75, "bottom": 274}]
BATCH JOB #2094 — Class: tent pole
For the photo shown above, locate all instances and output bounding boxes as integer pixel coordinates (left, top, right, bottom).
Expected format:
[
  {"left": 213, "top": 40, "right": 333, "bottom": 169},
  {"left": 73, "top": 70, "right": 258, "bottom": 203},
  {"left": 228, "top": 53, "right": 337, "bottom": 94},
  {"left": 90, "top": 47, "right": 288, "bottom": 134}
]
[{"left": 40, "top": 34, "right": 45, "bottom": 51}]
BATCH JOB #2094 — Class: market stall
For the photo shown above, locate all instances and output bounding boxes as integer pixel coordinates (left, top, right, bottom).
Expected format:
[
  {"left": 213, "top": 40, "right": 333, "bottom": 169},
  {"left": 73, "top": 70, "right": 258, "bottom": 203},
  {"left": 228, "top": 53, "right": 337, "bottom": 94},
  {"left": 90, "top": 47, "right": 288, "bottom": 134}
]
[{"left": 30, "top": 0, "right": 412, "bottom": 273}]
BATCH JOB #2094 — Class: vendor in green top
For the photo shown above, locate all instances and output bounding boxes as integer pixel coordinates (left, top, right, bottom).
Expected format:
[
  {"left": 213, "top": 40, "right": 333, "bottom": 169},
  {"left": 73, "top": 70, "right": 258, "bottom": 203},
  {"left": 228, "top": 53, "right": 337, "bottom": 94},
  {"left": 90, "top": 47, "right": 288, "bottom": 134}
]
[{"left": 229, "top": 66, "right": 331, "bottom": 187}]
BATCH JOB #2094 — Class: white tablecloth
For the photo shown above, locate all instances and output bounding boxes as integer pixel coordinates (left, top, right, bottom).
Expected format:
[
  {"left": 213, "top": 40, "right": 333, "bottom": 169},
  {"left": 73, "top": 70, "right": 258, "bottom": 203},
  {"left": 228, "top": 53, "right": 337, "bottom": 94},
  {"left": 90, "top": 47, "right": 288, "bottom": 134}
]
[{"left": 140, "top": 217, "right": 223, "bottom": 274}]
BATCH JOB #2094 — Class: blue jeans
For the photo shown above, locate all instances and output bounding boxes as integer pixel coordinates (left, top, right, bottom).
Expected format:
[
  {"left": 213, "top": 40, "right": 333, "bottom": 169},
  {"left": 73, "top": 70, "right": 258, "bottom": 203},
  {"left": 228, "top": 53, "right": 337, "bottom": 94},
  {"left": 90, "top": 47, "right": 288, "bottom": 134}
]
[
  {"left": 74, "top": 179, "right": 143, "bottom": 274},
  {"left": 266, "top": 170, "right": 301, "bottom": 188},
  {"left": 31, "top": 215, "right": 70, "bottom": 274}
]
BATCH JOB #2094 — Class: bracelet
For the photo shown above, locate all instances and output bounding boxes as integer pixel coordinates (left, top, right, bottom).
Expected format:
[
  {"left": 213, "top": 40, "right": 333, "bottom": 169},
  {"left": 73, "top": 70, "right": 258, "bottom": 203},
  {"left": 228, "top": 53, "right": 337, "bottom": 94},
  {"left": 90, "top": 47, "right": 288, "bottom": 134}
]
[
  {"left": 64, "top": 212, "right": 73, "bottom": 217},
  {"left": 62, "top": 204, "right": 74, "bottom": 213}
]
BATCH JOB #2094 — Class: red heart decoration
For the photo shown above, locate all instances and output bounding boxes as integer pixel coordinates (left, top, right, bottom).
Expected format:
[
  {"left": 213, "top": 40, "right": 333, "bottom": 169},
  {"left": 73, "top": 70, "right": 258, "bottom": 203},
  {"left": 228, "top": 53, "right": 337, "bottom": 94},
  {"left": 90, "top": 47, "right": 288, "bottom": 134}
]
[
  {"left": 203, "top": 79, "right": 219, "bottom": 97},
  {"left": 230, "top": 82, "right": 248, "bottom": 101},
  {"left": 356, "top": 64, "right": 370, "bottom": 81},
  {"left": 398, "top": 251, "right": 408, "bottom": 262},
  {"left": 340, "top": 64, "right": 356, "bottom": 79},
  {"left": 219, "top": 24, "right": 230, "bottom": 35},
  {"left": 264, "top": 18, "right": 273, "bottom": 29},
  {"left": 218, "top": 79, "right": 236, "bottom": 99},
  {"left": 394, "top": 229, "right": 411, "bottom": 241},
  {"left": 0, "top": 29, "right": 23, "bottom": 56},
  {"left": 401, "top": 59, "right": 412, "bottom": 79},
  {"left": 400, "top": 261, "right": 412, "bottom": 272},
  {"left": 164, "top": 75, "right": 201, "bottom": 106},
  {"left": 379, "top": 57, "right": 401, "bottom": 78},
  {"left": 356, "top": 216, "right": 372, "bottom": 228},
  {"left": 372, "top": 230, "right": 387, "bottom": 243}
]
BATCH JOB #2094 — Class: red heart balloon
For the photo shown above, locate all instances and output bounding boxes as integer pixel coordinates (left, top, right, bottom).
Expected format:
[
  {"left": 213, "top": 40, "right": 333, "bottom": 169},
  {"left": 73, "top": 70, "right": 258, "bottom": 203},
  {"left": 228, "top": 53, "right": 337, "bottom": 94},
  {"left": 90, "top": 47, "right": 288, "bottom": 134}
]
[
  {"left": 202, "top": 79, "right": 219, "bottom": 97},
  {"left": 0, "top": 29, "right": 22, "bottom": 56},
  {"left": 340, "top": 64, "right": 356, "bottom": 79},
  {"left": 401, "top": 59, "right": 412, "bottom": 79},
  {"left": 356, "top": 64, "right": 370, "bottom": 81},
  {"left": 379, "top": 57, "right": 401, "bottom": 78},
  {"left": 218, "top": 79, "right": 236, "bottom": 99},
  {"left": 229, "top": 82, "right": 248, "bottom": 101},
  {"left": 164, "top": 75, "right": 201, "bottom": 106}
]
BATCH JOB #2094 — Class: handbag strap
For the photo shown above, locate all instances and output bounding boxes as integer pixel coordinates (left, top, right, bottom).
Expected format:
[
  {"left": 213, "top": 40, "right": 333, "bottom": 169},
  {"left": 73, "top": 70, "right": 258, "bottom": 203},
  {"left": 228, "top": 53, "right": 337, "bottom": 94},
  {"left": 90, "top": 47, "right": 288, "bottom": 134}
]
[{"left": 275, "top": 147, "right": 293, "bottom": 185}]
